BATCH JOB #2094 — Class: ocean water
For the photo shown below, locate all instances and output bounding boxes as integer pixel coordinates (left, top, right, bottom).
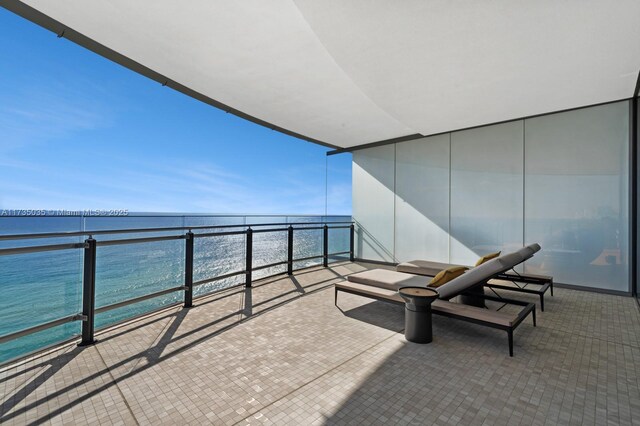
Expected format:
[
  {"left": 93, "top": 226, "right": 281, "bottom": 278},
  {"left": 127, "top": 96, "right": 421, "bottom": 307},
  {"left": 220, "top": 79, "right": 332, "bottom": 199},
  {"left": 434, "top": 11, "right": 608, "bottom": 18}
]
[{"left": 0, "top": 214, "right": 351, "bottom": 364}]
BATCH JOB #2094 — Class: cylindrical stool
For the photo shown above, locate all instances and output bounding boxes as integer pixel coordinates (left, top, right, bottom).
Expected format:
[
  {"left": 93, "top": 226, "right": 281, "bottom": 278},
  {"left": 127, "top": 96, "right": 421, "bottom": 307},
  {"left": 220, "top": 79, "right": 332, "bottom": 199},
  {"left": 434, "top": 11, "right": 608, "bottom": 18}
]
[{"left": 398, "top": 287, "right": 439, "bottom": 344}]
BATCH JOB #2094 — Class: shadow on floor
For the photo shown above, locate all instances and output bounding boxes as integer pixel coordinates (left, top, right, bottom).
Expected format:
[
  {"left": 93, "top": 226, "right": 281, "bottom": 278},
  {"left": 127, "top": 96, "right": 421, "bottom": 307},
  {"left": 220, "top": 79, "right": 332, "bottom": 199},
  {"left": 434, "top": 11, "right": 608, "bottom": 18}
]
[
  {"left": 0, "top": 264, "right": 351, "bottom": 424},
  {"left": 339, "top": 300, "right": 405, "bottom": 333},
  {"left": 0, "top": 346, "right": 82, "bottom": 419},
  {"left": 321, "top": 316, "right": 539, "bottom": 425}
]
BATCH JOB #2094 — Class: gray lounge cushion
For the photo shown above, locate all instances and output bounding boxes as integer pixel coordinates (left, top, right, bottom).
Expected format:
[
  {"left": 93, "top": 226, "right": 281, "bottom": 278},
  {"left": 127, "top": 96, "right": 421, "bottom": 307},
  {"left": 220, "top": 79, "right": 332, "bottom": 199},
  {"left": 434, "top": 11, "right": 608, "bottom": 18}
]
[
  {"left": 516, "top": 243, "right": 542, "bottom": 261},
  {"left": 436, "top": 257, "right": 508, "bottom": 299},
  {"left": 396, "top": 260, "right": 464, "bottom": 277},
  {"left": 389, "top": 243, "right": 544, "bottom": 299},
  {"left": 516, "top": 247, "right": 534, "bottom": 260},
  {"left": 497, "top": 252, "right": 525, "bottom": 270},
  {"left": 528, "top": 243, "right": 541, "bottom": 253},
  {"left": 336, "top": 281, "right": 403, "bottom": 303},
  {"left": 349, "top": 253, "right": 527, "bottom": 300},
  {"left": 398, "top": 243, "right": 542, "bottom": 277},
  {"left": 347, "top": 269, "right": 429, "bottom": 291}
]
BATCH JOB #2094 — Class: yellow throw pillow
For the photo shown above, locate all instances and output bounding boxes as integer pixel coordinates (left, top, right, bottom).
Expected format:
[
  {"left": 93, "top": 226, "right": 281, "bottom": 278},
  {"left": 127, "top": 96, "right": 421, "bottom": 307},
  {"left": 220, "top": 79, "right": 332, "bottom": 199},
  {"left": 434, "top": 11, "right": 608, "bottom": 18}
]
[
  {"left": 475, "top": 251, "right": 501, "bottom": 267},
  {"left": 429, "top": 266, "right": 468, "bottom": 287}
]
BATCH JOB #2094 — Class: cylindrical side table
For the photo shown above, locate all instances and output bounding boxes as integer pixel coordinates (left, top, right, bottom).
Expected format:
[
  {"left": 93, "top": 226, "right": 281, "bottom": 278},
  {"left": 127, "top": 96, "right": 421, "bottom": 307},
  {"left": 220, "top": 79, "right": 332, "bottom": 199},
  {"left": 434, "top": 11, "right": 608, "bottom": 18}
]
[{"left": 398, "top": 286, "right": 439, "bottom": 344}]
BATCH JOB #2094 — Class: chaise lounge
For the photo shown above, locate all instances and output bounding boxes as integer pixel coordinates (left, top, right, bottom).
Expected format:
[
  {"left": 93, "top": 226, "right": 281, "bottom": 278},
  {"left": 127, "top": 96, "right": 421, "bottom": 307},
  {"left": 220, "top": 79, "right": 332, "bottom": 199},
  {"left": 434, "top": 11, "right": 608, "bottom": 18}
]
[
  {"left": 397, "top": 244, "right": 554, "bottom": 311},
  {"left": 335, "top": 252, "right": 537, "bottom": 356}
]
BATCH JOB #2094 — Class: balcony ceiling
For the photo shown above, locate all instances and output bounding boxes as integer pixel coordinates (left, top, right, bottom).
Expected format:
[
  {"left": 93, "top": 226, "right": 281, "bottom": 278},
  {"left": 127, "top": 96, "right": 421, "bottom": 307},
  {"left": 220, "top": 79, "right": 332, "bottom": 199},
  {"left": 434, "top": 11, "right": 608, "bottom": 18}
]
[{"left": 3, "top": 0, "right": 640, "bottom": 149}]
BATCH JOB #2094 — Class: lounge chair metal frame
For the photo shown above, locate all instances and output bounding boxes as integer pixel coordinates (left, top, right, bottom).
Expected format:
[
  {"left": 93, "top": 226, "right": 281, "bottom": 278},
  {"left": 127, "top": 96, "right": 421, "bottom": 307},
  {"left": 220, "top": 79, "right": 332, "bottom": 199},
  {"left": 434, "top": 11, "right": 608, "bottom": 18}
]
[
  {"left": 495, "top": 270, "right": 554, "bottom": 295},
  {"left": 487, "top": 271, "right": 553, "bottom": 311},
  {"left": 335, "top": 283, "right": 536, "bottom": 356}
]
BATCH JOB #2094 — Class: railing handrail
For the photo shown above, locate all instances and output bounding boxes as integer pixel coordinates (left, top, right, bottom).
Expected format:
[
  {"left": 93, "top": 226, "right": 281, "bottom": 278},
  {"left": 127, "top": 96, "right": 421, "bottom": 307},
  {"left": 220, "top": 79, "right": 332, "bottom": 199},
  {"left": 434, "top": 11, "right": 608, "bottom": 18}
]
[
  {"left": 0, "top": 220, "right": 353, "bottom": 241},
  {"left": 0, "top": 222, "right": 354, "bottom": 255}
]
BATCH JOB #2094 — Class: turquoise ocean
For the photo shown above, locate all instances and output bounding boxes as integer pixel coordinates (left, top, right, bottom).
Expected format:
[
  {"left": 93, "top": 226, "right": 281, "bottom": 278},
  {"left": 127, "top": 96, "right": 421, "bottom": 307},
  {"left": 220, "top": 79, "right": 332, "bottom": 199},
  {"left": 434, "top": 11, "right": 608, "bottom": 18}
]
[{"left": 0, "top": 214, "right": 351, "bottom": 364}]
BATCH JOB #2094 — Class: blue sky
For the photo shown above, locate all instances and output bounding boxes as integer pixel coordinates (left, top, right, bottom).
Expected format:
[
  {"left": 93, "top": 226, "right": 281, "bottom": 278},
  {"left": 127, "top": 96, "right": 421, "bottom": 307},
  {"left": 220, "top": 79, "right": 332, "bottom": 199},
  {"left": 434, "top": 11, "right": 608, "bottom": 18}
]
[{"left": 0, "top": 8, "right": 352, "bottom": 215}]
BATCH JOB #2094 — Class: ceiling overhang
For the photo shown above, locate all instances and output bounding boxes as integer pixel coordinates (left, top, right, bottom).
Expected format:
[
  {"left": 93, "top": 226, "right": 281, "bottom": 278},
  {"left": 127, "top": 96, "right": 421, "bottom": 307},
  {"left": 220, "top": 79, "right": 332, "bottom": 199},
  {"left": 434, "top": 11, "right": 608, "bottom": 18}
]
[{"left": 2, "top": 0, "right": 639, "bottom": 150}]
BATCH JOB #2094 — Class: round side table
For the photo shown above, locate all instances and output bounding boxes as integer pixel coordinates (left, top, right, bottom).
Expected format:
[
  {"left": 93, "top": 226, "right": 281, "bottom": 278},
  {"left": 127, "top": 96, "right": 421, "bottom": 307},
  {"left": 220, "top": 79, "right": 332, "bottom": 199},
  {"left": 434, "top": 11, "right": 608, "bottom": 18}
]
[{"left": 398, "top": 286, "right": 439, "bottom": 344}]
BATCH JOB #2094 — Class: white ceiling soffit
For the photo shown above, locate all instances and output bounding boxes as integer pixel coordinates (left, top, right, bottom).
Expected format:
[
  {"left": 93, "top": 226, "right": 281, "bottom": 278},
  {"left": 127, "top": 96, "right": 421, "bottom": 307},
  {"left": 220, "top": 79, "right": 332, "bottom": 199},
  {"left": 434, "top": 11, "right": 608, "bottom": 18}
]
[
  {"left": 294, "top": 0, "right": 640, "bottom": 141},
  {"left": 5, "top": 1, "right": 640, "bottom": 149},
  {"left": 8, "top": 0, "right": 415, "bottom": 148}
]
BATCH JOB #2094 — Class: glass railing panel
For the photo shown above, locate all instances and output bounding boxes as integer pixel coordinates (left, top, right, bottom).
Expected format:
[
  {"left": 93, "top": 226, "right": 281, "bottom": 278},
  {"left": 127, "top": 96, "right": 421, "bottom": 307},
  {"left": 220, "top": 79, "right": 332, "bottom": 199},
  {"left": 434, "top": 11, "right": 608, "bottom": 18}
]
[
  {"left": 0, "top": 213, "right": 352, "bottom": 364},
  {"left": 328, "top": 226, "right": 350, "bottom": 261},
  {"left": 94, "top": 238, "right": 185, "bottom": 329},
  {"left": 0, "top": 215, "right": 84, "bottom": 249},
  {"left": 184, "top": 215, "right": 247, "bottom": 228},
  {"left": 247, "top": 215, "right": 288, "bottom": 227},
  {"left": 252, "top": 230, "right": 287, "bottom": 280},
  {"left": 0, "top": 249, "right": 82, "bottom": 363},
  {"left": 193, "top": 233, "right": 245, "bottom": 296},
  {"left": 0, "top": 215, "right": 83, "bottom": 235},
  {"left": 293, "top": 227, "right": 323, "bottom": 270},
  {"left": 84, "top": 214, "right": 185, "bottom": 241}
]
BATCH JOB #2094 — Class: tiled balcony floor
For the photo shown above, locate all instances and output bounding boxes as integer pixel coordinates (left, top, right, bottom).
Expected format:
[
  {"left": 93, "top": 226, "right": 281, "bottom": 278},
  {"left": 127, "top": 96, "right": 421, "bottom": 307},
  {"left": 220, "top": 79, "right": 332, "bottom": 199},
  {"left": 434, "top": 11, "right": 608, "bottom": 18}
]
[{"left": 1, "top": 262, "right": 639, "bottom": 425}]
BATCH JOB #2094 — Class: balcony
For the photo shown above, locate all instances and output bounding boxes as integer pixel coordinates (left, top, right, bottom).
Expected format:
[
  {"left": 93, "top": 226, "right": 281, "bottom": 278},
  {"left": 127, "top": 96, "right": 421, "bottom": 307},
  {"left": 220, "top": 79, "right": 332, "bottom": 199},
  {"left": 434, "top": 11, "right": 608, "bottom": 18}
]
[
  {"left": 1, "top": 259, "right": 639, "bottom": 425},
  {"left": 0, "top": 2, "right": 639, "bottom": 424}
]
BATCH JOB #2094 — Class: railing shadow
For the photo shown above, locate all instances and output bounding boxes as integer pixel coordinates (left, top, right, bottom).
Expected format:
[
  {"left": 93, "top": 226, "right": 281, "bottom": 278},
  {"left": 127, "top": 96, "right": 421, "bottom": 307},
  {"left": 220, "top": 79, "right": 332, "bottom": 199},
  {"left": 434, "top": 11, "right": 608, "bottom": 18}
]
[
  {"left": 0, "top": 264, "right": 350, "bottom": 424},
  {"left": 97, "top": 286, "right": 246, "bottom": 345},
  {"left": 0, "top": 346, "right": 82, "bottom": 419},
  {"left": 290, "top": 275, "right": 306, "bottom": 294},
  {"left": 146, "top": 308, "right": 188, "bottom": 363},
  {"left": 242, "top": 287, "right": 253, "bottom": 317},
  {"left": 0, "top": 344, "right": 79, "bottom": 385}
]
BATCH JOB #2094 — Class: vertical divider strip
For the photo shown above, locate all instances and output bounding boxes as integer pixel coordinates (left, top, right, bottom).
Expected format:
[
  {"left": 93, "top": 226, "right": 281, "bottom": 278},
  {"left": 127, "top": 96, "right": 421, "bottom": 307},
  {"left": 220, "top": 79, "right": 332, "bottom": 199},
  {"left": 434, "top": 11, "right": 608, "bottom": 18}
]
[
  {"left": 393, "top": 142, "right": 397, "bottom": 262},
  {"left": 448, "top": 132, "right": 452, "bottom": 264},
  {"left": 523, "top": 119, "right": 527, "bottom": 272},
  {"left": 630, "top": 95, "right": 638, "bottom": 297}
]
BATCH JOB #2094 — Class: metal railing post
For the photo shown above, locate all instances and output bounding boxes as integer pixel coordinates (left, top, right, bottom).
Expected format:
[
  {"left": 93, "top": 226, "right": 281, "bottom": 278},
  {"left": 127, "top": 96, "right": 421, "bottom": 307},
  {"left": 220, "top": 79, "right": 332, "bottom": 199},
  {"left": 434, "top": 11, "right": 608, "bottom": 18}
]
[
  {"left": 245, "top": 228, "right": 253, "bottom": 287},
  {"left": 79, "top": 237, "right": 97, "bottom": 346},
  {"left": 184, "top": 231, "right": 194, "bottom": 308},
  {"left": 287, "top": 225, "right": 294, "bottom": 275},
  {"left": 349, "top": 224, "right": 355, "bottom": 262},
  {"left": 323, "top": 225, "right": 329, "bottom": 267}
]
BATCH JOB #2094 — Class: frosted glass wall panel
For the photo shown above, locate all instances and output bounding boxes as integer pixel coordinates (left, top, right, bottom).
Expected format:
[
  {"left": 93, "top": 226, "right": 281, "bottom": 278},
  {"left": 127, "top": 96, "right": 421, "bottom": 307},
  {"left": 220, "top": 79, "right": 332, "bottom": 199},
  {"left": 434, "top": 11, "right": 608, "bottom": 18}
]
[
  {"left": 353, "top": 145, "right": 395, "bottom": 262},
  {"left": 450, "top": 121, "right": 524, "bottom": 265},
  {"left": 525, "top": 101, "right": 629, "bottom": 291},
  {"left": 395, "top": 135, "right": 450, "bottom": 263}
]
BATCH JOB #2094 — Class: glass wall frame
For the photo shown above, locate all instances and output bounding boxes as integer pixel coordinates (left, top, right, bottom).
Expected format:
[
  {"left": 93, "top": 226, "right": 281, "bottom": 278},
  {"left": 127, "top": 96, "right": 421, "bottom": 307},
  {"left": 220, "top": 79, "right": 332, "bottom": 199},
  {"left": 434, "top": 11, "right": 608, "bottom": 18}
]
[
  {"left": 524, "top": 102, "right": 630, "bottom": 292},
  {"left": 450, "top": 121, "right": 524, "bottom": 266},
  {"left": 351, "top": 100, "right": 632, "bottom": 294},
  {"left": 395, "top": 134, "right": 450, "bottom": 263}
]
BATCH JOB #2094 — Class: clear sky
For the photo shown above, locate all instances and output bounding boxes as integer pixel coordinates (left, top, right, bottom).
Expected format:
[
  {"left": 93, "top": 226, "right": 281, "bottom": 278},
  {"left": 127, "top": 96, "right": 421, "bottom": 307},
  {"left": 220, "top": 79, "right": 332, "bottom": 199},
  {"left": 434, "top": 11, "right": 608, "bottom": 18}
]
[{"left": 0, "top": 8, "right": 352, "bottom": 215}]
